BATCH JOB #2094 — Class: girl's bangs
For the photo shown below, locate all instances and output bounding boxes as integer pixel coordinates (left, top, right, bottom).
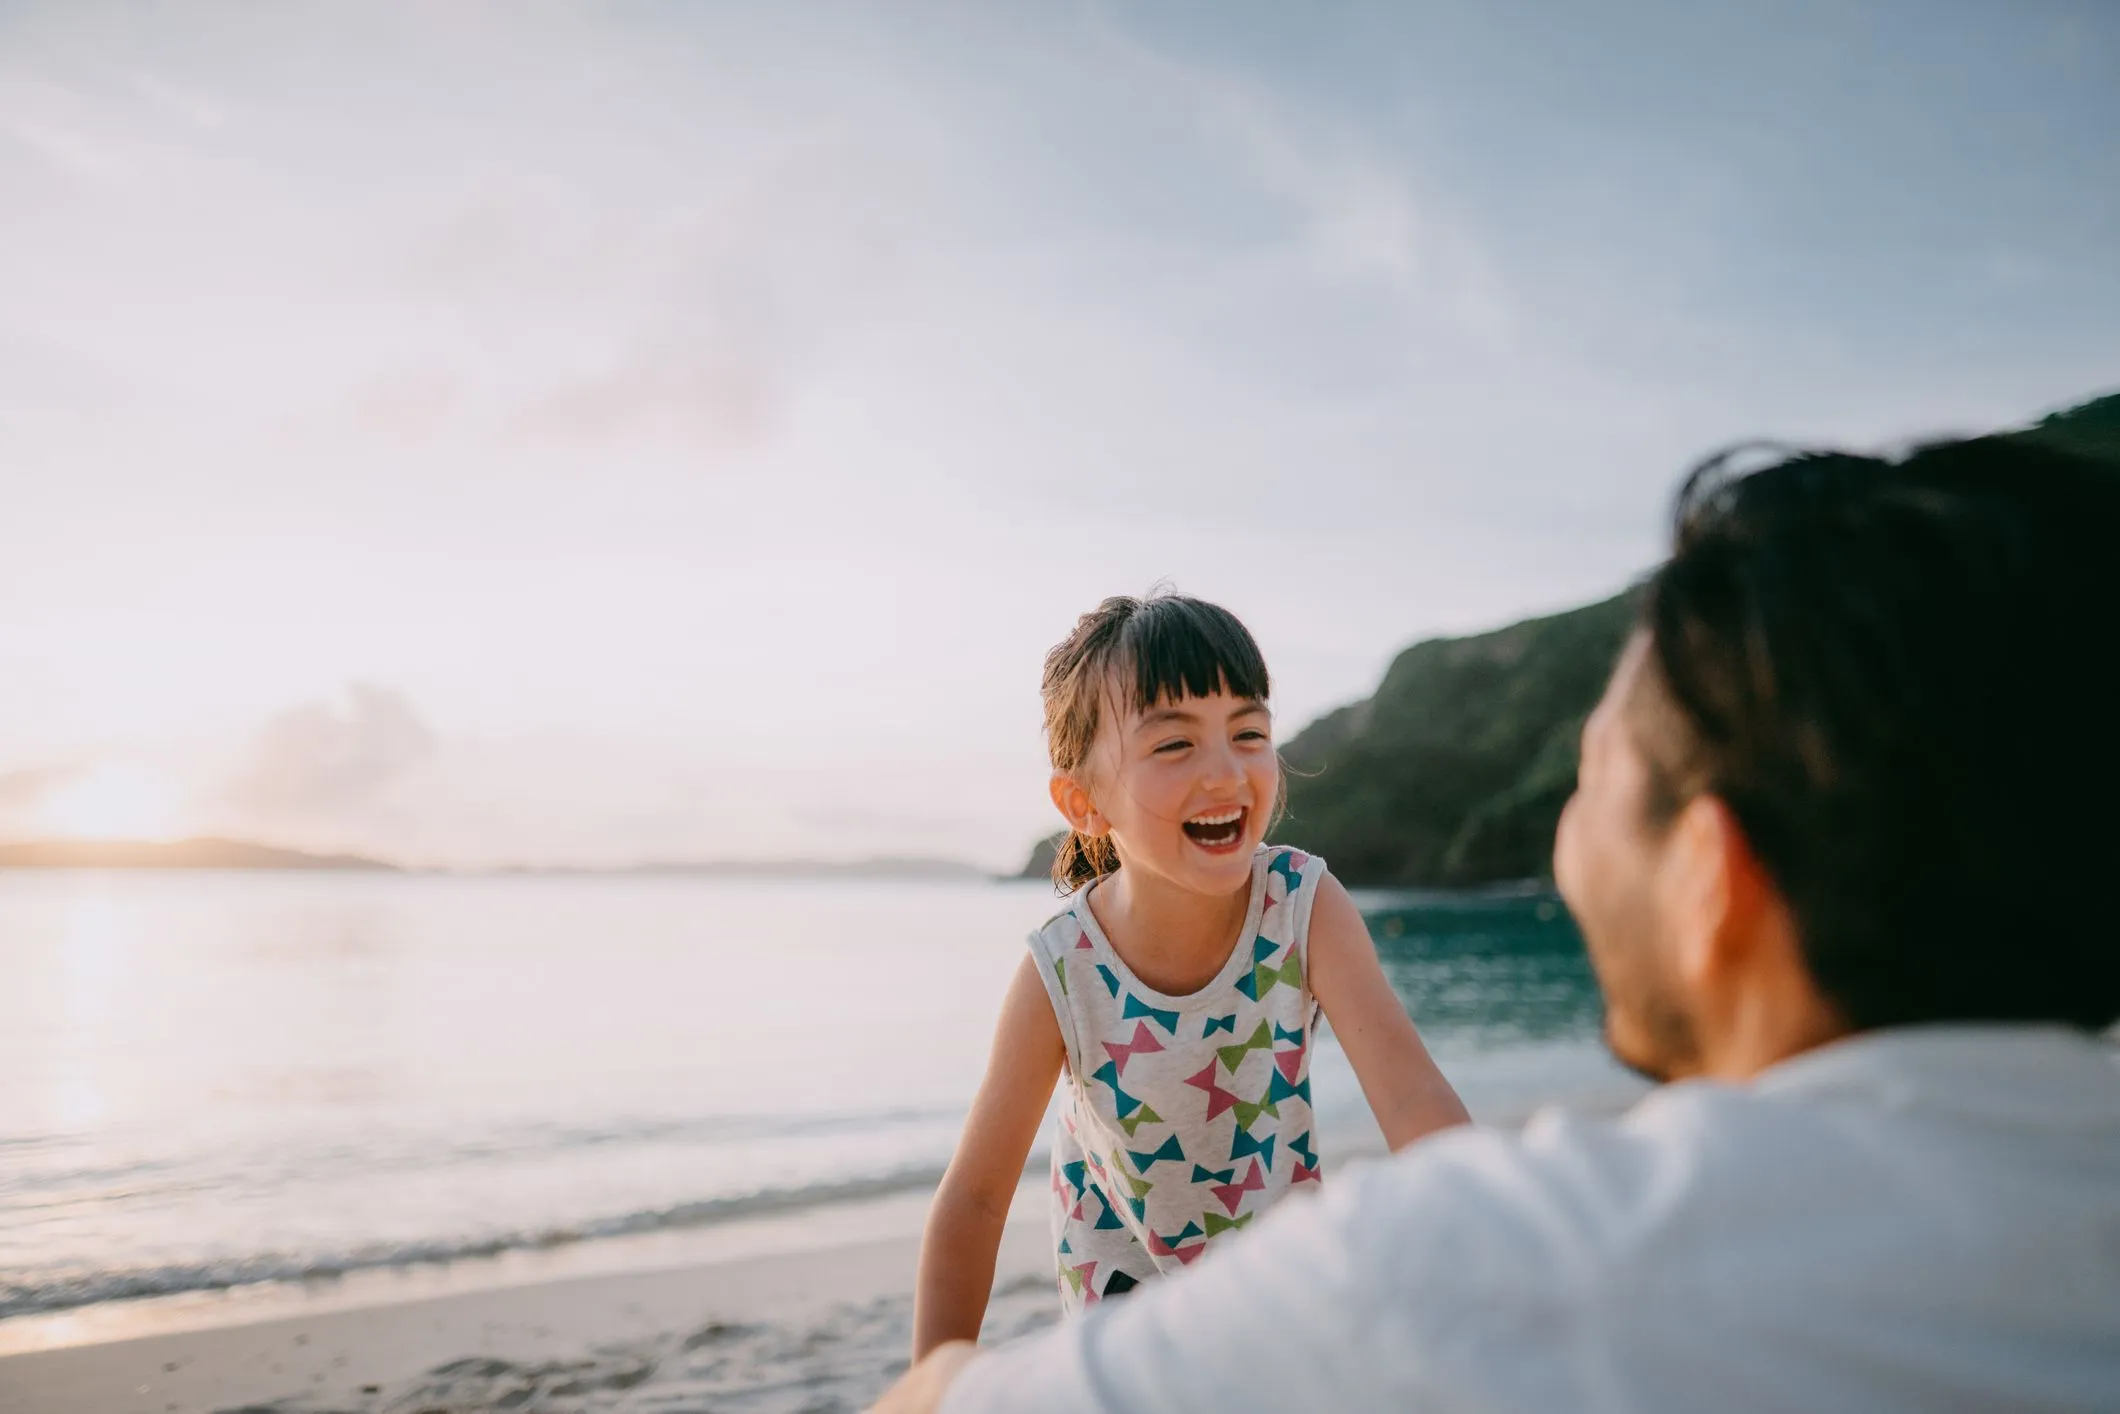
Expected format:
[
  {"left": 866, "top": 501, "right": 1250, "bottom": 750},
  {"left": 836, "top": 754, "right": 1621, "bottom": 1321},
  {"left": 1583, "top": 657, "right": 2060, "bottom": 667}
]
[{"left": 1114, "top": 597, "right": 1271, "bottom": 714}]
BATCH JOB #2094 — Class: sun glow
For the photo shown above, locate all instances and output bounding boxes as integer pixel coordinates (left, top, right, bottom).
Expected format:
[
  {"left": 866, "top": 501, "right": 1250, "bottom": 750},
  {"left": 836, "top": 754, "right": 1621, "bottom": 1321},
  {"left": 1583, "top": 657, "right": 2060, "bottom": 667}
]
[{"left": 36, "top": 765, "right": 186, "bottom": 841}]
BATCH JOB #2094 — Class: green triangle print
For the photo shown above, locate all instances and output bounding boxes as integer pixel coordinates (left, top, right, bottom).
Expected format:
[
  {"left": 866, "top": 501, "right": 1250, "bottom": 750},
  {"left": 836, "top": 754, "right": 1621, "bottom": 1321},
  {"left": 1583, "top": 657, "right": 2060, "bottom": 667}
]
[
  {"left": 1216, "top": 1020, "right": 1272, "bottom": 1074},
  {"left": 1116, "top": 1102, "right": 1163, "bottom": 1137},
  {"left": 1250, "top": 952, "right": 1303, "bottom": 1000},
  {"left": 1230, "top": 1090, "right": 1280, "bottom": 1130}
]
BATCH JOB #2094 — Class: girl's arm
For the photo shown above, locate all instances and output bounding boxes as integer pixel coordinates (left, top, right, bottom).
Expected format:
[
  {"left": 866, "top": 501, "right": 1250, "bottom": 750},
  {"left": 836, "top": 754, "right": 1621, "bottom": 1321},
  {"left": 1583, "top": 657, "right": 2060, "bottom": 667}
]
[
  {"left": 911, "top": 953, "right": 1067, "bottom": 1359},
  {"left": 1307, "top": 874, "right": 1472, "bottom": 1149}
]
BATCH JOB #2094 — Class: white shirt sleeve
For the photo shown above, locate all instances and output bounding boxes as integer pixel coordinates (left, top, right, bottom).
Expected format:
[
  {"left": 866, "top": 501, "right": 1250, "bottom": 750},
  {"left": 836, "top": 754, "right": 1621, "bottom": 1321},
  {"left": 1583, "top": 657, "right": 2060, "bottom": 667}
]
[
  {"left": 939, "top": 1177, "right": 1363, "bottom": 1413},
  {"left": 938, "top": 1132, "right": 1527, "bottom": 1414}
]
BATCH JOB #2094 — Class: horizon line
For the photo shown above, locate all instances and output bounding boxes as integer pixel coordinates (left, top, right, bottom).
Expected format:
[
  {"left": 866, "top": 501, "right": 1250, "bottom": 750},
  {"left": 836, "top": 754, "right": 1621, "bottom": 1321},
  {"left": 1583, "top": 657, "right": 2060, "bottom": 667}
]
[{"left": 0, "top": 835, "right": 1024, "bottom": 879}]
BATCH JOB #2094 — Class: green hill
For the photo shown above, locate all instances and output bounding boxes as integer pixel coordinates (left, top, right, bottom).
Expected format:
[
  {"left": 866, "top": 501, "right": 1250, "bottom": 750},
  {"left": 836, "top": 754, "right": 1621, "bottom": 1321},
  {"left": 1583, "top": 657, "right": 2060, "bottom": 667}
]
[
  {"left": 1017, "top": 391, "right": 2117, "bottom": 888},
  {"left": 2014, "top": 389, "right": 2120, "bottom": 462},
  {"left": 1271, "top": 592, "right": 1637, "bottom": 886}
]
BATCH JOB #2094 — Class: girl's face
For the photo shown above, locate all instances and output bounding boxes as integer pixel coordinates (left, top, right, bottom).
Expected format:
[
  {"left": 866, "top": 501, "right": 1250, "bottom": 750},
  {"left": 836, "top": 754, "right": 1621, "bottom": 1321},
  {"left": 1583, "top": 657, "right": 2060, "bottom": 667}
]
[{"left": 1058, "top": 687, "right": 1279, "bottom": 898}]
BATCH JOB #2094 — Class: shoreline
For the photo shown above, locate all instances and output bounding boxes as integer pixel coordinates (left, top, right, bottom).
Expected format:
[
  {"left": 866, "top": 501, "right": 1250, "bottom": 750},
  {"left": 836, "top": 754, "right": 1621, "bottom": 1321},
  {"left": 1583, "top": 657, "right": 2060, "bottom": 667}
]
[
  {"left": 0, "top": 1092, "right": 1635, "bottom": 1411},
  {"left": 0, "top": 1178, "right": 1057, "bottom": 1414},
  {"left": 0, "top": 1184, "right": 956, "bottom": 1361},
  {"left": 0, "top": 1162, "right": 976, "bottom": 1332},
  {"left": 0, "top": 1131, "right": 1417, "bottom": 1414},
  {"left": 0, "top": 1101, "right": 1622, "bottom": 1372},
  {"left": 0, "top": 1230, "right": 1058, "bottom": 1414}
]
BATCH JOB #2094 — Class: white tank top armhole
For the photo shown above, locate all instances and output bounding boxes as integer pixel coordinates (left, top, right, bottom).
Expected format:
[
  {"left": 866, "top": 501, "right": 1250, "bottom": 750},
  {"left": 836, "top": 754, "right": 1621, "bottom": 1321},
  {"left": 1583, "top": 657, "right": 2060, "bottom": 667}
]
[
  {"left": 1283, "top": 849, "right": 1332, "bottom": 1037},
  {"left": 1024, "top": 914, "right": 1091, "bottom": 1086},
  {"left": 1288, "top": 850, "right": 1332, "bottom": 965}
]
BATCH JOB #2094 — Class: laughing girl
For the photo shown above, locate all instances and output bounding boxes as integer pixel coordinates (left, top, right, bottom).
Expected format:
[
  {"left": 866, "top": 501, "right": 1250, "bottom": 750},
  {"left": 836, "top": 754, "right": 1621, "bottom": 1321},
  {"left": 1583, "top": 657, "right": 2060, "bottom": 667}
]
[{"left": 913, "top": 592, "right": 1469, "bottom": 1354}]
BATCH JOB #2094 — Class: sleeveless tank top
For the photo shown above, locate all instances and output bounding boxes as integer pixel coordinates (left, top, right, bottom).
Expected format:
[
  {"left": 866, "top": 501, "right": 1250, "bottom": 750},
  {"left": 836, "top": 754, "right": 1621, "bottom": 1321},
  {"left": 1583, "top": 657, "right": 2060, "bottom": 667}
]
[{"left": 1024, "top": 845, "right": 1327, "bottom": 1311}]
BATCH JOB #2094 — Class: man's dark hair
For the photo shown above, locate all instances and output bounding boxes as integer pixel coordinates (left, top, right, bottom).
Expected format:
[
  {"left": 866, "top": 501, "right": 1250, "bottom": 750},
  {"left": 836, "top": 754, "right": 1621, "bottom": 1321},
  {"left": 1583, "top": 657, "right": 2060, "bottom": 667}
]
[{"left": 1634, "top": 434, "right": 2120, "bottom": 1032}]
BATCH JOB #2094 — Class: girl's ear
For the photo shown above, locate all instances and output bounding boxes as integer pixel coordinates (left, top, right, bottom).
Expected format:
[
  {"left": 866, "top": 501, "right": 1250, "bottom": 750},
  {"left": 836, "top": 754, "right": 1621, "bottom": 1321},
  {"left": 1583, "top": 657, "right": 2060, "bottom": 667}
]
[{"left": 1049, "top": 772, "right": 1106, "bottom": 836}]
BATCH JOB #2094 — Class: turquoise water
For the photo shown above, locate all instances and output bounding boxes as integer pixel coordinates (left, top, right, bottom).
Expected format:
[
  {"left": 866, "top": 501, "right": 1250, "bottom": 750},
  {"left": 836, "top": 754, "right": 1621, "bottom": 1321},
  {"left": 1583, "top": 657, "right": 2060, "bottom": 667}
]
[
  {"left": 1367, "top": 890, "right": 1608, "bottom": 1047},
  {"left": 0, "top": 871, "right": 1636, "bottom": 1323}
]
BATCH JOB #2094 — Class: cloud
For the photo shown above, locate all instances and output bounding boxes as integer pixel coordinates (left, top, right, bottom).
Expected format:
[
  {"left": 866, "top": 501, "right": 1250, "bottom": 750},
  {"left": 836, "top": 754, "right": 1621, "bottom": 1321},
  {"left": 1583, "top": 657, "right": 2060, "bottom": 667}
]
[
  {"left": 0, "top": 60, "right": 211, "bottom": 192},
  {"left": 385, "top": 120, "right": 916, "bottom": 459},
  {"left": 393, "top": 195, "right": 632, "bottom": 307},
  {"left": 0, "top": 104, "right": 135, "bottom": 184},
  {"left": 0, "top": 762, "right": 77, "bottom": 813},
  {"left": 1093, "top": 18, "right": 1518, "bottom": 348},
  {"left": 119, "top": 68, "right": 232, "bottom": 132},
  {"left": 347, "top": 370, "right": 464, "bottom": 438},
  {"left": 507, "top": 342, "right": 772, "bottom": 452},
  {"left": 217, "top": 683, "right": 436, "bottom": 822}
]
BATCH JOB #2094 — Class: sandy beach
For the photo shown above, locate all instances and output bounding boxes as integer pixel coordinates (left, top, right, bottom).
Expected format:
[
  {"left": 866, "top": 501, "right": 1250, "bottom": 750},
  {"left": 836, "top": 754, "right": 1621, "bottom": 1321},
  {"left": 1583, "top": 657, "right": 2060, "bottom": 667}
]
[{"left": 0, "top": 1185, "right": 1059, "bottom": 1414}]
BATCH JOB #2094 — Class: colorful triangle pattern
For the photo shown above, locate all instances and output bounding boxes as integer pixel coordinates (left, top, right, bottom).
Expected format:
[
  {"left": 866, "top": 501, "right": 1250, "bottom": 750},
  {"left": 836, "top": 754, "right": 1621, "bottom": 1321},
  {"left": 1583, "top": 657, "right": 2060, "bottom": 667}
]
[{"left": 1042, "top": 846, "right": 1325, "bottom": 1312}]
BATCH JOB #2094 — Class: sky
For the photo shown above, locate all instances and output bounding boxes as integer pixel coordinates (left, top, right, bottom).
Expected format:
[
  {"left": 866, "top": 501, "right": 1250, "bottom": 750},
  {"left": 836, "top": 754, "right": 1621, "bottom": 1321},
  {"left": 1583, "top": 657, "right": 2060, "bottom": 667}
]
[{"left": 1, "top": 0, "right": 2115, "bottom": 869}]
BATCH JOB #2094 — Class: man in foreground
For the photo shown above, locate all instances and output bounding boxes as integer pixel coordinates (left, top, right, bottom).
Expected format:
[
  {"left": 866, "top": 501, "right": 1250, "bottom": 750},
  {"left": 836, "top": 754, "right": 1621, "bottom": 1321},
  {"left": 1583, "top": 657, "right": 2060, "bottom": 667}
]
[{"left": 877, "top": 432, "right": 2120, "bottom": 1412}]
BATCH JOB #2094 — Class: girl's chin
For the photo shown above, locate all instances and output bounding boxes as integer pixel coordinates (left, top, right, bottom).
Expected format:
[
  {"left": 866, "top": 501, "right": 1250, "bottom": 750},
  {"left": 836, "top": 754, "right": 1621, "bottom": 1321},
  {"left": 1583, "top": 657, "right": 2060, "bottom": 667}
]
[{"left": 1124, "top": 835, "right": 1259, "bottom": 892}]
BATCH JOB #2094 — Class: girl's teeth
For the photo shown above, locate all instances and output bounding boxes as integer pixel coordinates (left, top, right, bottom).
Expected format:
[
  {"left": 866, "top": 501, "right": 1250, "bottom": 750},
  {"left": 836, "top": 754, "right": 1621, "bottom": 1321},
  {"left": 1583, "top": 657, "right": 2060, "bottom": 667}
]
[{"left": 1183, "top": 807, "right": 1246, "bottom": 846}]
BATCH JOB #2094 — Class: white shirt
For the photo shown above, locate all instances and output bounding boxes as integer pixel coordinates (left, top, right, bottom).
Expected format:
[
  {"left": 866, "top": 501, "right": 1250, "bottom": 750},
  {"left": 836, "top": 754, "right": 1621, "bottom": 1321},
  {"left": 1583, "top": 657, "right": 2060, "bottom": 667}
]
[{"left": 941, "top": 1026, "right": 2120, "bottom": 1413}]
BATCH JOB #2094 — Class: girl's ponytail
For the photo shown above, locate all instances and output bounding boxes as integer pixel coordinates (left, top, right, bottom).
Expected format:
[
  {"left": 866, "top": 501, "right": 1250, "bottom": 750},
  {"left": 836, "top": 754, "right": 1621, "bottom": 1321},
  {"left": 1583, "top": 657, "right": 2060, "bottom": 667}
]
[
  {"left": 1051, "top": 830, "right": 1119, "bottom": 891},
  {"left": 1040, "top": 596, "right": 1141, "bottom": 894}
]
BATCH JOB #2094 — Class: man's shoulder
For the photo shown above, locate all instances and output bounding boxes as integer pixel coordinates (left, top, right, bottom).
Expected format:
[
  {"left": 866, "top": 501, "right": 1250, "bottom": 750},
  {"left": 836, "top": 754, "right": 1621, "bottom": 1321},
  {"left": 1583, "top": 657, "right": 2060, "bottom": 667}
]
[{"left": 1323, "top": 1084, "right": 1798, "bottom": 1301}]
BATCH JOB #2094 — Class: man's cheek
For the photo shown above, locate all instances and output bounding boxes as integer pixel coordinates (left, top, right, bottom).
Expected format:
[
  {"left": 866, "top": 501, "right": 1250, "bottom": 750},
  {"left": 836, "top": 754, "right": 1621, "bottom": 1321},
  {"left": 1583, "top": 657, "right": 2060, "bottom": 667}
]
[{"left": 1553, "top": 792, "right": 1590, "bottom": 906}]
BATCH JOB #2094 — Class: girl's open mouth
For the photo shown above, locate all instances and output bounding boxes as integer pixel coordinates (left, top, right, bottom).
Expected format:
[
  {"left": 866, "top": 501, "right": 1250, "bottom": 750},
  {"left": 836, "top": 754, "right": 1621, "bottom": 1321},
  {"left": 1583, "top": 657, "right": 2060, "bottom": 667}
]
[{"left": 1182, "top": 807, "right": 1248, "bottom": 852}]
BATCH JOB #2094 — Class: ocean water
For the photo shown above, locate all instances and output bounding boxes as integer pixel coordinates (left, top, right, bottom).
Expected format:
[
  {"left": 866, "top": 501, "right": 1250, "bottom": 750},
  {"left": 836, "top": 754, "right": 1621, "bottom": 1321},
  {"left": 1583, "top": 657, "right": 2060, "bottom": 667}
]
[{"left": 0, "top": 869, "right": 1639, "bottom": 1327}]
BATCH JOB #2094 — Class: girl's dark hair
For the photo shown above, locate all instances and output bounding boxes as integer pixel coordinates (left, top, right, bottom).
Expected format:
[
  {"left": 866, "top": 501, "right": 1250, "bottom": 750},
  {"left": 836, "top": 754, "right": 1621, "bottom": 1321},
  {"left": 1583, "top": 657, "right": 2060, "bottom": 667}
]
[{"left": 1041, "top": 592, "right": 1272, "bottom": 892}]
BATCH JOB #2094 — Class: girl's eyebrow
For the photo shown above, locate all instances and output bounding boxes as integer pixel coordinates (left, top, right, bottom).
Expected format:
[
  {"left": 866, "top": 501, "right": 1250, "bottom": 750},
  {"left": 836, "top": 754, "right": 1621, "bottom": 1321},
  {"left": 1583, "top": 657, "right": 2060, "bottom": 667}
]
[
  {"left": 1133, "top": 706, "right": 1197, "bottom": 731},
  {"left": 1132, "top": 699, "right": 1269, "bottom": 732}
]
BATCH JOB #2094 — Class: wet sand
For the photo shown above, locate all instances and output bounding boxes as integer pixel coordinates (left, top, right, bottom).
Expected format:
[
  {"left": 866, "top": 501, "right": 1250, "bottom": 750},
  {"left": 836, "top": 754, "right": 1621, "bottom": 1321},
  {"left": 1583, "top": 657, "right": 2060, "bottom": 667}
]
[
  {"left": 0, "top": 1128, "right": 1427, "bottom": 1413},
  {"left": 0, "top": 1216, "right": 1056, "bottom": 1414}
]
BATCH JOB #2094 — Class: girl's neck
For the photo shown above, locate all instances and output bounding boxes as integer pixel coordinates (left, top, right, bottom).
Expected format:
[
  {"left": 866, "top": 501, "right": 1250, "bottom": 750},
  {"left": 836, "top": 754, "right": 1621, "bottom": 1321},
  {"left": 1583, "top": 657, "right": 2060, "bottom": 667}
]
[{"left": 1088, "top": 859, "right": 1252, "bottom": 997}]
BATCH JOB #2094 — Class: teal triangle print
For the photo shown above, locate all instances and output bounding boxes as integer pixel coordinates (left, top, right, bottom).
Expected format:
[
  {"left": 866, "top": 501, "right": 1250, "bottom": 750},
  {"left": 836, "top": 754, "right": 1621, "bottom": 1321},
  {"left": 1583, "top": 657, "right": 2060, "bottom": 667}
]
[{"left": 1122, "top": 993, "right": 1181, "bottom": 1034}]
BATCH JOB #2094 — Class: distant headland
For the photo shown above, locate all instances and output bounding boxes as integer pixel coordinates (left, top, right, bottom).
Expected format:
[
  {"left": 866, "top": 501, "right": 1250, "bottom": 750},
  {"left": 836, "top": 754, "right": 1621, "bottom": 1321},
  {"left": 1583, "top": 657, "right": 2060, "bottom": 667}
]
[
  {"left": 0, "top": 837, "right": 990, "bottom": 880},
  {"left": 0, "top": 838, "right": 397, "bottom": 871}
]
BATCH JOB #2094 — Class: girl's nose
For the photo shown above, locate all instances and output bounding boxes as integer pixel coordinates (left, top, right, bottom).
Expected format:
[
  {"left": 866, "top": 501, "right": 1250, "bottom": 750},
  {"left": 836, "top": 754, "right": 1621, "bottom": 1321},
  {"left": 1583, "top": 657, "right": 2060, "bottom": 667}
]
[{"left": 1201, "top": 742, "right": 1245, "bottom": 790}]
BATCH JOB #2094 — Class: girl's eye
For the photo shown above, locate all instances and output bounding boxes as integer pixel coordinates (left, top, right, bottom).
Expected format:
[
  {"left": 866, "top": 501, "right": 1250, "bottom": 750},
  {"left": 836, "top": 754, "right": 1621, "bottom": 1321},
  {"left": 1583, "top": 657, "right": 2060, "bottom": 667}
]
[
  {"left": 1236, "top": 730, "right": 1270, "bottom": 743},
  {"left": 1153, "top": 739, "right": 1191, "bottom": 755}
]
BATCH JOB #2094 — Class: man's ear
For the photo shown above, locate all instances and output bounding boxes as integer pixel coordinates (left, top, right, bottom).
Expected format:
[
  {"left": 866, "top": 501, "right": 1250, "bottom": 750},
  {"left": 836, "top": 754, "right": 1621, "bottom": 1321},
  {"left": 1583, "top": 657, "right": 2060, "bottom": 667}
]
[
  {"left": 1663, "top": 794, "right": 1772, "bottom": 988},
  {"left": 1050, "top": 771, "right": 1105, "bottom": 836}
]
